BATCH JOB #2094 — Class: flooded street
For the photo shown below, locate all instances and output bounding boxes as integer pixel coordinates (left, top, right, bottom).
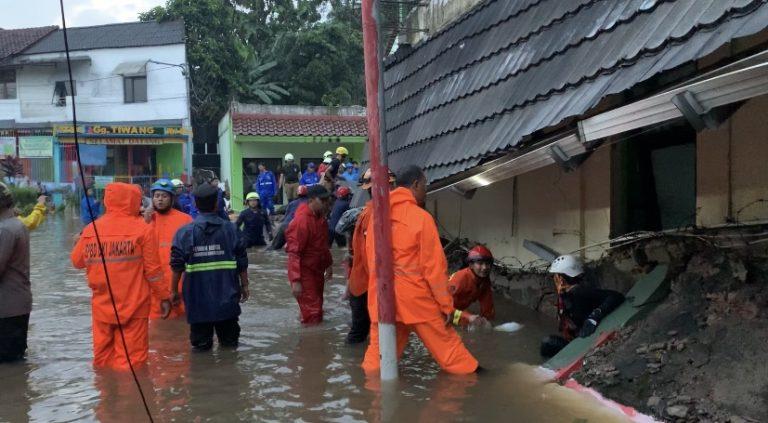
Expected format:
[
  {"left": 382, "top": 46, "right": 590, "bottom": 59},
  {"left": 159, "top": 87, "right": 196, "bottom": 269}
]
[{"left": 0, "top": 215, "right": 631, "bottom": 422}]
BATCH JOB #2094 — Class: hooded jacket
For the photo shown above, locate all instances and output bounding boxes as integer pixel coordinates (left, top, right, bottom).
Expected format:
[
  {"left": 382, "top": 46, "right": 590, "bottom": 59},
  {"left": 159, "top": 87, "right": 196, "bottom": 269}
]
[
  {"left": 286, "top": 203, "right": 332, "bottom": 283},
  {"left": 365, "top": 188, "right": 454, "bottom": 324},
  {"left": 71, "top": 183, "right": 168, "bottom": 323}
]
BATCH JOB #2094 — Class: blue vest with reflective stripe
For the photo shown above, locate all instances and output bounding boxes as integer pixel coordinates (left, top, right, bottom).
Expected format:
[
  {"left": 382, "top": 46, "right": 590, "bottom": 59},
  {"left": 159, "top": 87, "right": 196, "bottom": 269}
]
[{"left": 171, "top": 214, "right": 246, "bottom": 324}]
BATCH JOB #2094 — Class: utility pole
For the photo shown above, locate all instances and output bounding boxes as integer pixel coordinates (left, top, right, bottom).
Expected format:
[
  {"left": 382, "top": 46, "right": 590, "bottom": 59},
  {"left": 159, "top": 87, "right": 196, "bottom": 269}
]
[{"left": 361, "top": 0, "right": 397, "bottom": 380}]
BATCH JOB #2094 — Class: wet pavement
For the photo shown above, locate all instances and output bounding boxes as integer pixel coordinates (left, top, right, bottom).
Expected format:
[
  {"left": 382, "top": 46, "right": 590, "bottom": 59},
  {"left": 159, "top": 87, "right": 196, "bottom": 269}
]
[{"left": 0, "top": 214, "right": 631, "bottom": 422}]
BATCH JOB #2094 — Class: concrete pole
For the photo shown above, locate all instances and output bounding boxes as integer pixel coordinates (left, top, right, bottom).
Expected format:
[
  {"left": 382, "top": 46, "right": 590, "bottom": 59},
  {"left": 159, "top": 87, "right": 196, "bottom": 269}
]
[{"left": 362, "top": 0, "right": 398, "bottom": 381}]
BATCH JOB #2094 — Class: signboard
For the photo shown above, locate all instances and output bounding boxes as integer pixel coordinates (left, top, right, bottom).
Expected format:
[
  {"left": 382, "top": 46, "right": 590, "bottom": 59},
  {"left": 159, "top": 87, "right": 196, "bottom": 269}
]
[
  {"left": 58, "top": 137, "right": 185, "bottom": 145},
  {"left": 0, "top": 136, "right": 15, "bottom": 157},
  {"left": 94, "top": 175, "right": 114, "bottom": 188},
  {"left": 54, "top": 124, "right": 190, "bottom": 137},
  {"left": 18, "top": 136, "right": 53, "bottom": 158}
]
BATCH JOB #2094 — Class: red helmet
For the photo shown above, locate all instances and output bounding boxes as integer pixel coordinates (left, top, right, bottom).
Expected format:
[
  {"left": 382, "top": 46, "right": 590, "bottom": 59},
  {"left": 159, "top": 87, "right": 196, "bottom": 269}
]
[
  {"left": 336, "top": 186, "right": 352, "bottom": 199},
  {"left": 297, "top": 185, "right": 309, "bottom": 197},
  {"left": 467, "top": 245, "right": 493, "bottom": 263}
]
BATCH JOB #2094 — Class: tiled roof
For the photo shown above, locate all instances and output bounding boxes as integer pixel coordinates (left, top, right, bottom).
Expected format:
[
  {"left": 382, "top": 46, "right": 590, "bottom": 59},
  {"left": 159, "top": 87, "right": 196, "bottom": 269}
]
[
  {"left": 381, "top": 0, "right": 768, "bottom": 183},
  {"left": 232, "top": 113, "right": 368, "bottom": 137},
  {"left": 23, "top": 21, "right": 184, "bottom": 54},
  {"left": 0, "top": 26, "right": 57, "bottom": 60}
]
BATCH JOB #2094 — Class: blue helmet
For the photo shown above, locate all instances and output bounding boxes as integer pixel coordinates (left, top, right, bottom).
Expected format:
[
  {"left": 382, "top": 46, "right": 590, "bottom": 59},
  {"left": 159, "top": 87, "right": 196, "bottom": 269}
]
[{"left": 150, "top": 178, "right": 175, "bottom": 195}]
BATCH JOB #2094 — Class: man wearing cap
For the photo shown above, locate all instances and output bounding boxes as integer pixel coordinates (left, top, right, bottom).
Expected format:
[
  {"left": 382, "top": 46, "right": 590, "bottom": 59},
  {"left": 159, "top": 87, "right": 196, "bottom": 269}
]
[
  {"left": 449, "top": 245, "right": 496, "bottom": 321},
  {"left": 147, "top": 179, "right": 193, "bottom": 319},
  {"left": 0, "top": 183, "right": 35, "bottom": 362},
  {"left": 285, "top": 185, "right": 333, "bottom": 324},
  {"left": 300, "top": 162, "right": 320, "bottom": 186},
  {"left": 236, "top": 192, "right": 273, "bottom": 248},
  {"left": 170, "top": 183, "right": 250, "bottom": 350},
  {"left": 280, "top": 153, "right": 301, "bottom": 203}
]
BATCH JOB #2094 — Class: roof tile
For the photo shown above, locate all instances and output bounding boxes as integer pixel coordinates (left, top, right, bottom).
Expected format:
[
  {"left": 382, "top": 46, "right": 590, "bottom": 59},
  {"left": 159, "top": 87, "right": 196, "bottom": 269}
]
[
  {"left": 232, "top": 113, "right": 368, "bottom": 137},
  {"left": 0, "top": 26, "right": 57, "bottom": 60}
]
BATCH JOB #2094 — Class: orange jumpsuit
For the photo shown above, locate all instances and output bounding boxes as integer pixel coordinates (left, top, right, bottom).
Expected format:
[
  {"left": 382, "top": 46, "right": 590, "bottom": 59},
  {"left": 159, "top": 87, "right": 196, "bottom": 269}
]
[
  {"left": 348, "top": 204, "right": 371, "bottom": 296},
  {"left": 449, "top": 267, "right": 495, "bottom": 320},
  {"left": 71, "top": 183, "right": 169, "bottom": 370},
  {"left": 149, "top": 208, "right": 192, "bottom": 319},
  {"left": 362, "top": 188, "right": 478, "bottom": 375}
]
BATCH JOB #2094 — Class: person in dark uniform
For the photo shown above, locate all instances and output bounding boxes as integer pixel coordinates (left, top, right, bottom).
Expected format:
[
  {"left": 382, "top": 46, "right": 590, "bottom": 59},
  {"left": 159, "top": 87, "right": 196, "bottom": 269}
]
[
  {"left": 170, "top": 183, "right": 250, "bottom": 351},
  {"left": 540, "top": 254, "right": 625, "bottom": 358},
  {"left": 236, "top": 192, "right": 273, "bottom": 248}
]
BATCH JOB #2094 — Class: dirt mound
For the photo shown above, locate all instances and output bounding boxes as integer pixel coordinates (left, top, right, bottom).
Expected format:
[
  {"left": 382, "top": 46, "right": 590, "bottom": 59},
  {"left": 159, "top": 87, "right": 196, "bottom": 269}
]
[{"left": 572, "top": 245, "right": 768, "bottom": 422}]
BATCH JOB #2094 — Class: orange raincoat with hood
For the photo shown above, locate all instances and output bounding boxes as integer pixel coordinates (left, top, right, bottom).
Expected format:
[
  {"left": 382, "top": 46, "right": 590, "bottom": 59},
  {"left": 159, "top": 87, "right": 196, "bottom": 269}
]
[
  {"left": 362, "top": 187, "right": 478, "bottom": 375},
  {"left": 149, "top": 208, "right": 192, "bottom": 319},
  {"left": 71, "top": 183, "right": 168, "bottom": 369}
]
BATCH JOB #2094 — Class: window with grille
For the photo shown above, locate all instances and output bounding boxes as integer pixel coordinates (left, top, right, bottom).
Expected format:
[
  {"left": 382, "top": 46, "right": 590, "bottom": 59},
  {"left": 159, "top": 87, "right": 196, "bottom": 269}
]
[{"left": 123, "top": 76, "right": 147, "bottom": 103}]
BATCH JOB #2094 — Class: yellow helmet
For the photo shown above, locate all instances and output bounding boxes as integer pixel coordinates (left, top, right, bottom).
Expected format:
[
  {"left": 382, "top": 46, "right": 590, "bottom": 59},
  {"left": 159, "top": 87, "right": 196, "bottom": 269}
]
[
  {"left": 245, "top": 192, "right": 260, "bottom": 201},
  {"left": 336, "top": 146, "right": 349, "bottom": 156}
]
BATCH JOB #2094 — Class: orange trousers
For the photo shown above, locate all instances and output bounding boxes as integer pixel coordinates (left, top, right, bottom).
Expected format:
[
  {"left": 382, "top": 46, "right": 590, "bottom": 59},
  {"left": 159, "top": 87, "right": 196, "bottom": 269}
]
[
  {"left": 362, "top": 318, "right": 478, "bottom": 375},
  {"left": 92, "top": 317, "right": 149, "bottom": 370}
]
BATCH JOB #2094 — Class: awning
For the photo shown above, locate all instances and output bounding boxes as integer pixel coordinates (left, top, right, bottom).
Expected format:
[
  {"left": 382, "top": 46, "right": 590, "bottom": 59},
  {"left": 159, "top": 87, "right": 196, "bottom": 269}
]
[{"left": 113, "top": 60, "right": 147, "bottom": 76}]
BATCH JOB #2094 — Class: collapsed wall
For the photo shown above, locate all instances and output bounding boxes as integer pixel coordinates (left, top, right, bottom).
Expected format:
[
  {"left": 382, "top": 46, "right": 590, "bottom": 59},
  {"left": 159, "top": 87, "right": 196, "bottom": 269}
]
[{"left": 472, "top": 224, "right": 768, "bottom": 422}]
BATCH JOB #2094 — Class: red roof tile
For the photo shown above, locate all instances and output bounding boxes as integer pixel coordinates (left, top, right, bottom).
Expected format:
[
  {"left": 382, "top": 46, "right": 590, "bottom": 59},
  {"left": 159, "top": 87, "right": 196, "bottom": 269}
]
[
  {"left": 0, "top": 26, "right": 57, "bottom": 60},
  {"left": 232, "top": 113, "right": 368, "bottom": 137}
]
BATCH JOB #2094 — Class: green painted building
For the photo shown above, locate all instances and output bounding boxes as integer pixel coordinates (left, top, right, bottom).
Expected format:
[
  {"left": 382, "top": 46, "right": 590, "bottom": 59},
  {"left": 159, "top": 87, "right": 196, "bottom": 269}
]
[{"left": 218, "top": 103, "right": 367, "bottom": 211}]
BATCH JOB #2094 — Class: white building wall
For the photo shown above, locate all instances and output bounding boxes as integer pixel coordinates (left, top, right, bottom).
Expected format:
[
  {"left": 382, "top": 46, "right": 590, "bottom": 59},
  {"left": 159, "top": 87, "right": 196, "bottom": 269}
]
[
  {"left": 7, "top": 44, "right": 188, "bottom": 125},
  {"left": 428, "top": 147, "right": 611, "bottom": 266}
]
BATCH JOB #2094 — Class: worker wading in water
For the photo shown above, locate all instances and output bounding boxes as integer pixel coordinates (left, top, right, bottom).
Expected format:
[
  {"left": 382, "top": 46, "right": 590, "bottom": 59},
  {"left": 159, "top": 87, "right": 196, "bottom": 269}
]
[
  {"left": 342, "top": 168, "right": 396, "bottom": 344},
  {"left": 449, "top": 245, "right": 496, "bottom": 321},
  {"left": 170, "top": 183, "right": 250, "bottom": 350},
  {"left": 147, "top": 179, "right": 193, "bottom": 319},
  {"left": 363, "top": 165, "right": 480, "bottom": 375},
  {"left": 71, "top": 183, "right": 171, "bottom": 369},
  {"left": 236, "top": 192, "right": 273, "bottom": 248},
  {"left": 286, "top": 185, "right": 333, "bottom": 324},
  {"left": 540, "top": 254, "right": 625, "bottom": 358}
]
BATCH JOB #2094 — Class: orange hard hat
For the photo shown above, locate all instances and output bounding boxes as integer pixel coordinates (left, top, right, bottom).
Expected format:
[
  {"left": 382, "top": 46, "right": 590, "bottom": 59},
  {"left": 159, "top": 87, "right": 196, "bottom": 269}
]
[{"left": 467, "top": 245, "right": 493, "bottom": 262}]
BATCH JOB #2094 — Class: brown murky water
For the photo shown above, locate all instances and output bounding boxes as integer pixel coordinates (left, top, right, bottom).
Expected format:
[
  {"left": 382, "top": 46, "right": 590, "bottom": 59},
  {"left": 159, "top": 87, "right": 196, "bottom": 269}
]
[{"left": 0, "top": 215, "right": 631, "bottom": 422}]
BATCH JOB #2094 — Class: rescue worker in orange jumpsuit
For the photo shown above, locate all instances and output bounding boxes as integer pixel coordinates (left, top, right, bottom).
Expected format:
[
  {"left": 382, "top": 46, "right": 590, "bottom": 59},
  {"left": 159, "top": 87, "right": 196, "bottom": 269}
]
[
  {"left": 71, "top": 182, "right": 171, "bottom": 369},
  {"left": 449, "top": 245, "right": 496, "bottom": 321},
  {"left": 344, "top": 168, "right": 396, "bottom": 344},
  {"left": 362, "top": 165, "right": 480, "bottom": 375},
  {"left": 147, "top": 179, "right": 192, "bottom": 319},
  {"left": 286, "top": 185, "right": 333, "bottom": 324}
]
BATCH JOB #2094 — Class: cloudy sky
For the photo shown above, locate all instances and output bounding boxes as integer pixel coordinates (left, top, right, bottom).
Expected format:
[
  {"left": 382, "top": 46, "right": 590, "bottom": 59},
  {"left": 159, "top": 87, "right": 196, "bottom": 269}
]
[{"left": 0, "top": 0, "right": 167, "bottom": 29}]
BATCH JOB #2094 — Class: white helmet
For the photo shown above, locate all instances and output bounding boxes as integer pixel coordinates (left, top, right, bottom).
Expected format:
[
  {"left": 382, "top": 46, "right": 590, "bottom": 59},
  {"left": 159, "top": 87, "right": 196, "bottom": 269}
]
[
  {"left": 284, "top": 153, "right": 294, "bottom": 161},
  {"left": 323, "top": 151, "right": 333, "bottom": 159},
  {"left": 548, "top": 255, "right": 584, "bottom": 278},
  {"left": 170, "top": 178, "right": 183, "bottom": 188},
  {"left": 323, "top": 157, "right": 332, "bottom": 164}
]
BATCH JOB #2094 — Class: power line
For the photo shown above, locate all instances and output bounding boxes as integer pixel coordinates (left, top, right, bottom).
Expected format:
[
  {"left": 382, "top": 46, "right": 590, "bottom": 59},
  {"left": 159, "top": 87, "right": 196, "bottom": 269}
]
[{"left": 58, "top": 1, "right": 155, "bottom": 422}]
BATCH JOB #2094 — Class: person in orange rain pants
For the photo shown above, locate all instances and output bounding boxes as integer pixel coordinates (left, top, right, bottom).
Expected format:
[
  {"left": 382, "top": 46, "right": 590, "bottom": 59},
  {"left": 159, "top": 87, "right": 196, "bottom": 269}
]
[
  {"left": 71, "top": 182, "right": 171, "bottom": 369},
  {"left": 286, "top": 185, "right": 333, "bottom": 324},
  {"left": 449, "top": 245, "right": 496, "bottom": 321},
  {"left": 362, "top": 165, "right": 480, "bottom": 375},
  {"left": 147, "top": 179, "right": 192, "bottom": 319}
]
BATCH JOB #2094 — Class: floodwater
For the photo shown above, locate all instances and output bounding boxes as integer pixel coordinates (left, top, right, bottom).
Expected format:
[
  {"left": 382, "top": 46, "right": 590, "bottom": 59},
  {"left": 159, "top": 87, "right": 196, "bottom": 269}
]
[{"left": 0, "top": 214, "right": 632, "bottom": 422}]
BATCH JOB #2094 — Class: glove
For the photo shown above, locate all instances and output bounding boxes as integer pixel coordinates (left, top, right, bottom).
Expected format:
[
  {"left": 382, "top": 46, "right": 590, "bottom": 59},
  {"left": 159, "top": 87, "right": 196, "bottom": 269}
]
[
  {"left": 446, "top": 310, "right": 474, "bottom": 327},
  {"left": 578, "top": 319, "right": 598, "bottom": 338}
]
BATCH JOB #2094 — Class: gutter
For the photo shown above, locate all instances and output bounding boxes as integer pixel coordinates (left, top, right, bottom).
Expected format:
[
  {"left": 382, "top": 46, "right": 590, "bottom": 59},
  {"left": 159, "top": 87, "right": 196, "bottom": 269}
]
[{"left": 431, "top": 48, "right": 768, "bottom": 195}]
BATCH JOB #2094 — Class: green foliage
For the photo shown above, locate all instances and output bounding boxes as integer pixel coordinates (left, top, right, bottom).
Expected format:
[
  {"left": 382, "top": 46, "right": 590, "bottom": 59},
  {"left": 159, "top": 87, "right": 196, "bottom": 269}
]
[
  {"left": 139, "top": 0, "right": 366, "bottom": 133},
  {"left": 9, "top": 187, "right": 38, "bottom": 208}
]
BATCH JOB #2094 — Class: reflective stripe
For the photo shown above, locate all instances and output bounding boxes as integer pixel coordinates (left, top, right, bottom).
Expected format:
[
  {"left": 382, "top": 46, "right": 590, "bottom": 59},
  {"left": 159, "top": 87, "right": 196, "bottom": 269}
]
[
  {"left": 452, "top": 310, "right": 462, "bottom": 326},
  {"left": 185, "top": 261, "right": 238, "bottom": 273}
]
